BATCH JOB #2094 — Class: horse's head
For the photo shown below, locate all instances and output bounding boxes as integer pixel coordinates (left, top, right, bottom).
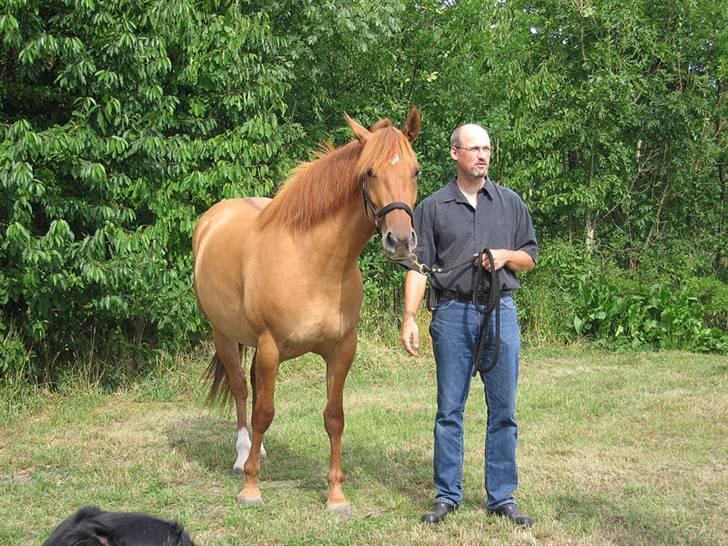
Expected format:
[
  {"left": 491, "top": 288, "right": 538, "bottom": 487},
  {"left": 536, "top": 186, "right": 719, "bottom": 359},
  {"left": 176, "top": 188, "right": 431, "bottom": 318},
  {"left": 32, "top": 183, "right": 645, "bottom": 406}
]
[{"left": 345, "top": 107, "right": 421, "bottom": 260}]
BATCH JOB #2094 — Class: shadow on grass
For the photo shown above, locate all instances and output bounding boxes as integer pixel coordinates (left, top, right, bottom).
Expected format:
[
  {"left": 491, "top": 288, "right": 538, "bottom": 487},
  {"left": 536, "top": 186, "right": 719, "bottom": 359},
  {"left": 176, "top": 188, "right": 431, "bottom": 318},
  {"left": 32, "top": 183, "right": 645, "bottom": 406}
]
[
  {"left": 165, "top": 414, "right": 432, "bottom": 506},
  {"left": 551, "top": 491, "right": 692, "bottom": 545}
]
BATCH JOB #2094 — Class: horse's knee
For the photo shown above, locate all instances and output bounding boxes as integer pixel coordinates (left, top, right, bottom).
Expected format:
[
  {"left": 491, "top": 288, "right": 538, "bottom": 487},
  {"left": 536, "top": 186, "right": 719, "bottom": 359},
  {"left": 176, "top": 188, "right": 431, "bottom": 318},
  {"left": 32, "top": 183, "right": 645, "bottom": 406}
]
[
  {"left": 323, "top": 409, "right": 344, "bottom": 437},
  {"left": 229, "top": 375, "right": 248, "bottom": 400},
  {"left": 252, "top": 406, "right": 274, "bottom": 431}
]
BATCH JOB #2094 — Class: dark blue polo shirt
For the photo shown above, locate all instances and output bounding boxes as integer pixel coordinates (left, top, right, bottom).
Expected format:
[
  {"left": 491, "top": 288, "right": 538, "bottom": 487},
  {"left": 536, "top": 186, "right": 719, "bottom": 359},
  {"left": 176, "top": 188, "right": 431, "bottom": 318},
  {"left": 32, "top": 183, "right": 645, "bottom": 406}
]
[{"left": 405, "top": 177, "right": 538, "bottom": 293}]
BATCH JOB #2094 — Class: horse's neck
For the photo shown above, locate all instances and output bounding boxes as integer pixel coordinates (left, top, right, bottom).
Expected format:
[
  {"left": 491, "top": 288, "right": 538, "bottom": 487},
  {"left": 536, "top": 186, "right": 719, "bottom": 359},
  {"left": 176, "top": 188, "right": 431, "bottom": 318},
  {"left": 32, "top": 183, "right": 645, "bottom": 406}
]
[{"left": 295, "top": 195, "right": 374, "bottom": 272}]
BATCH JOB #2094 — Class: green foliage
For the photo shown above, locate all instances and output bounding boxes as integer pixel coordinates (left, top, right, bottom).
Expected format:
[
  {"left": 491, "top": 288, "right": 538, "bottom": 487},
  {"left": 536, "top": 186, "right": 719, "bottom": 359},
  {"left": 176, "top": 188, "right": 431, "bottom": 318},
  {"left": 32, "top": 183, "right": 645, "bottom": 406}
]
[
  {"left": 571, "top": 274, "right": 727, "bottom": 353},
  {"left": 517, "top": 240, "right": 591, "bottom": 344},
  {"left": 1, "top": 0, "right": 726, "bottom": 381},
  {"left": 516, "top": 240, "right": 728, "bottom": 352},
  {"left": 1, "top": 0, "right": 298, "bottom": 379}
]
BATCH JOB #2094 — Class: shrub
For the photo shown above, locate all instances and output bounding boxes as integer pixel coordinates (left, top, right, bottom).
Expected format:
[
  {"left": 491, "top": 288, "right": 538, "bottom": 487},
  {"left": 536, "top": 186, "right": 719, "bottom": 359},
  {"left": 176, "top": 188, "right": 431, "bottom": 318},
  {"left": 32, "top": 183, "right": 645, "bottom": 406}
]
[{"left": 0, "top": 1, "right": 298, "bottom": 380}]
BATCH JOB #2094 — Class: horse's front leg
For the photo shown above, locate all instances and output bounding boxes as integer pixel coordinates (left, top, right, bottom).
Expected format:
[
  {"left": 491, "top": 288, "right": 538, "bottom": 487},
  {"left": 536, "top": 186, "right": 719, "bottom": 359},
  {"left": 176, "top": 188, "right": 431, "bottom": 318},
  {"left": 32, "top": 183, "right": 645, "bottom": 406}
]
[
  {"left": 239, "top": 332, "right": 279, "bottom": 505},
  {"left": 322, "top": 329, "right": 356, "bottom": 517}
]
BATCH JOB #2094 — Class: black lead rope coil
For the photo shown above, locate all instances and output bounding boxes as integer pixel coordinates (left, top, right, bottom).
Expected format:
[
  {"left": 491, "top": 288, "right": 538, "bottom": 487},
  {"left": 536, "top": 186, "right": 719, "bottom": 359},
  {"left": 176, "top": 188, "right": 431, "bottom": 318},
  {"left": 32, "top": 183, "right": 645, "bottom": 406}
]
[
  {"left": 471, "top": 249, "right": 501, "bottom": 377},
  {"left": 409, "top": 248, "right": 502, "bottom": 376}
]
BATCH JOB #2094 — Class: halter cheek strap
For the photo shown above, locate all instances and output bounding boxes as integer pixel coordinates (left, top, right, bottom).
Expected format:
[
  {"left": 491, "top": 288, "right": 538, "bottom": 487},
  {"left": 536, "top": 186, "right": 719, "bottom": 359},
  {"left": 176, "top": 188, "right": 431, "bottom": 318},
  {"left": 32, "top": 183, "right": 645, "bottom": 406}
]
[{"left": 361, "top": 178, "right": 414, "bottom": 229}]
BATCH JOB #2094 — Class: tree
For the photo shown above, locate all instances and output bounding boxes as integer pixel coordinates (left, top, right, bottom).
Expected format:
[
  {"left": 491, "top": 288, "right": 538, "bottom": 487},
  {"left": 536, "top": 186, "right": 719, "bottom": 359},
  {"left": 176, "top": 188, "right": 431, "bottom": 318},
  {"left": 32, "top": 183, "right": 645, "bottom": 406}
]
[{"left": 0, "top": 0, "right": 298, "bottom": 377}]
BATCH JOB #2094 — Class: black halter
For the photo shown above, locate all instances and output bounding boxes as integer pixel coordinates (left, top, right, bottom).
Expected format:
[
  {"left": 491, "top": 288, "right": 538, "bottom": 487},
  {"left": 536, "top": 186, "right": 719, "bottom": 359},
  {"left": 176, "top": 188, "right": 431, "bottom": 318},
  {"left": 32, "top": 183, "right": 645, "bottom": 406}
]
[{"left": 361, "top": 176, "right": 414, "bottom": 230}]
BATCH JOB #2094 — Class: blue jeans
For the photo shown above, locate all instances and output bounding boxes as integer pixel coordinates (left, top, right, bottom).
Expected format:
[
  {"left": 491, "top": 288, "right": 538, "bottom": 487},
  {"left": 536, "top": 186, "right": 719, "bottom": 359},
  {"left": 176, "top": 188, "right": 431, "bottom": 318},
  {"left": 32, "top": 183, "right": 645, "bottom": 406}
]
[{"left": 429, "top": 293, "right": 520, "bottom": 510}]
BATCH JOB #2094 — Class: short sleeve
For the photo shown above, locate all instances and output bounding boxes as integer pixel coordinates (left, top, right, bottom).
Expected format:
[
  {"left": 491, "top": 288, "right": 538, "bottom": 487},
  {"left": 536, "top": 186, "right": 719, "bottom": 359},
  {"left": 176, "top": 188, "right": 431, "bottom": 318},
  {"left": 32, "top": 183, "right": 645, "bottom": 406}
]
[{"left": 514, "top": 197, "right": 538, "bottom": 264}]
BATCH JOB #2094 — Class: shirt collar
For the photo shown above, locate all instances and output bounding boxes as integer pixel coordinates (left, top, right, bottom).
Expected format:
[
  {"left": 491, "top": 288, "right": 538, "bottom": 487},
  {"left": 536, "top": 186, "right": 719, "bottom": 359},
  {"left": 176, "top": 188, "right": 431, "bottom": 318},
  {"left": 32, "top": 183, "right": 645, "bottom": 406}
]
[{"left": 441, "top": 176, "right": 494, "bottom": 203}]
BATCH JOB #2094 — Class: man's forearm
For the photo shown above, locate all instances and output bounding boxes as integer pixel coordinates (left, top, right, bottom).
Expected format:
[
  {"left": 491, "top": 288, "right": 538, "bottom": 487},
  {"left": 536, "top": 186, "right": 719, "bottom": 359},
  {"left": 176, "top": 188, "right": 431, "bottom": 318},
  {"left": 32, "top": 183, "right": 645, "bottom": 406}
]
[
  {"left": 506, "top": 250, "right": 536, "bottom": 272},
  {"left": 403, "top": 270, "right": 428, "bottom": 319}
]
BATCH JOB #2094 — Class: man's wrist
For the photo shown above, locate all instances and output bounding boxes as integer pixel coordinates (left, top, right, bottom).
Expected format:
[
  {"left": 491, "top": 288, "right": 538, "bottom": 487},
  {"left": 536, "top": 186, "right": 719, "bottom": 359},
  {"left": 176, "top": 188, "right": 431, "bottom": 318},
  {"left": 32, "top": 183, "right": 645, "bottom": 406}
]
[{"left": 403, "top": 310, "right": 417, "bottom": 321}]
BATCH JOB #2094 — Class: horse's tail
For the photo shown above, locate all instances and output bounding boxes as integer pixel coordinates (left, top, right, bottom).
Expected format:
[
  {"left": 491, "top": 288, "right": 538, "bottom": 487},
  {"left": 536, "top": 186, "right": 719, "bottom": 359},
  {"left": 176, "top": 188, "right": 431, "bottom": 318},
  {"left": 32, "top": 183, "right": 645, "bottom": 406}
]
[
  {"left": 203, "top": 344, "right": 248, "bottom": 406},
  {"left": 203, "top": 352, "right": 229, "bottom": 405}
]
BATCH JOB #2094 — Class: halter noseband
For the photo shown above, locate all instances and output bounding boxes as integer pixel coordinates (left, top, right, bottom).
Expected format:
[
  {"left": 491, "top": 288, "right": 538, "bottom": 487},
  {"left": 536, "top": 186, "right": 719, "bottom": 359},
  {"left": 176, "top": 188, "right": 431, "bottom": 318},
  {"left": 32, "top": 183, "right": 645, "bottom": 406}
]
[{"left": 361, "top": 176, "right": 414, "bottom": 230}]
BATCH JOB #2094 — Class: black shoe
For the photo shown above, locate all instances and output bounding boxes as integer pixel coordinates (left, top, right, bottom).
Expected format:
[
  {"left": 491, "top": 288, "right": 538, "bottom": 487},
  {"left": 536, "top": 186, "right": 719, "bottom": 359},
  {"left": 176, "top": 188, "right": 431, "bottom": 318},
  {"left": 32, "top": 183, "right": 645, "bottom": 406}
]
[
  {"left": 489, "top": 503, "right": 534, "bottom": 527},
  {"left": 421, "top": 501, "right": 457, "bottom": 524}
]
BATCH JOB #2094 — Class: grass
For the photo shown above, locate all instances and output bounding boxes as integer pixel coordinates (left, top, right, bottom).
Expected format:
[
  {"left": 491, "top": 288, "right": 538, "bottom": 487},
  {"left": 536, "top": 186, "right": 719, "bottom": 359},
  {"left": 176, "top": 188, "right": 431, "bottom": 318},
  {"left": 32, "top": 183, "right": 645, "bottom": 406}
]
[{"left": 0, "top": 334, "right": 726, "bottom": 545}]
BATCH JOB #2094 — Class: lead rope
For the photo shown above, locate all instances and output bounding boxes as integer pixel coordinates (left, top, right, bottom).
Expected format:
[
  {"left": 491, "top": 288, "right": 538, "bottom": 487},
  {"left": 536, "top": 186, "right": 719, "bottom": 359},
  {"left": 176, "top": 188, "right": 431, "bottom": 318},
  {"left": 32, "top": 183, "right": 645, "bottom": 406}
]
[
  {"left": 406, "top": 249, "right": 501, "bottom": 375},
  {"left": 471, "top": 249, "right": 500, "bottom": 376}
]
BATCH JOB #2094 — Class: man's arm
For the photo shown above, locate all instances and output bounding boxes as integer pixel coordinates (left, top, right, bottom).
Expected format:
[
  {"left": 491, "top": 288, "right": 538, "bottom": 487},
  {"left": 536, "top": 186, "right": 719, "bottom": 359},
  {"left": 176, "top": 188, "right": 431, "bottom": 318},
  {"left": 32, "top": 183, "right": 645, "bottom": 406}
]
[
  {"left": 400, "top": 270, "right": 428, "bottom": 356},
  {"left": 481, "top": 249, "right": 535, "bottom": 273}
]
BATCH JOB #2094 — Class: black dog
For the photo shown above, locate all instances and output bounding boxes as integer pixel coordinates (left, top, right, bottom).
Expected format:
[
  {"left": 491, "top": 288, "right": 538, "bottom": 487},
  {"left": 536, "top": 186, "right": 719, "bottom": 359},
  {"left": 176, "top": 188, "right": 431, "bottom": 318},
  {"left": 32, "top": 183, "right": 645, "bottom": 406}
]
[{"left": 43, "top": 506, "right": 197, "bottom": 546}]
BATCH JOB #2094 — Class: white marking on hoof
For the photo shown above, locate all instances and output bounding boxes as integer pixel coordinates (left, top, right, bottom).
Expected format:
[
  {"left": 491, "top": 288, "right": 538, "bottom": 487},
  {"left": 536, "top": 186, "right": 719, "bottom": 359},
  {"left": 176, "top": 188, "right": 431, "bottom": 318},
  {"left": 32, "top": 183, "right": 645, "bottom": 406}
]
[
  {"left": 234, "top": 426, "right": 267, "bottom": 473},
  {"left": 233, "top": 427, "right": 251, "bottom": 474},
  {"left": 327, "top": 503, "right": 352, "bottom": 518}
]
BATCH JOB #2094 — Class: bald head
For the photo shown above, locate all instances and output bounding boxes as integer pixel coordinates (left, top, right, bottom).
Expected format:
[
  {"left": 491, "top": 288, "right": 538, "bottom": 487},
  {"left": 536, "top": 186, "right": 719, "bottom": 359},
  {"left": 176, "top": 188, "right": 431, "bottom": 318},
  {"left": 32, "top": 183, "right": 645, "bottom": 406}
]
[{"left": 450, "top": 124, "right": 489, "bottom": 147}]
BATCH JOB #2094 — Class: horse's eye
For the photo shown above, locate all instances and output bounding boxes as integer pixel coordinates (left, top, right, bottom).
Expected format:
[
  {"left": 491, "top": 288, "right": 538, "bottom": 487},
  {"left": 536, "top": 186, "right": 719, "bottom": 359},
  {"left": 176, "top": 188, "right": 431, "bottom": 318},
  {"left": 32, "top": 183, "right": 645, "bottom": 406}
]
[
  {"left": 367, "top": 169, "right": 374, "bottom": 178},
  {"left": 415, "top": 169, "right": 421, "bottom": 177}
]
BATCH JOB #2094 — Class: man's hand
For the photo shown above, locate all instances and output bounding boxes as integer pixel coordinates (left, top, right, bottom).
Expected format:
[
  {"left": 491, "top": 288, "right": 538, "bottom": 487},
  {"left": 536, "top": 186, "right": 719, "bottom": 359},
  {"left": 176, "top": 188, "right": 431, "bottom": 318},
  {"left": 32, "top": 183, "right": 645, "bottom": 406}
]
[
  {"left": 478, "top": 249, "right": 535, "bottom": 273},
  {"left": 400, "top": 315, "right": 420, "bottom": 356},
  {"left": 479, "top": 249, "right": 511, "bottom": 271}
]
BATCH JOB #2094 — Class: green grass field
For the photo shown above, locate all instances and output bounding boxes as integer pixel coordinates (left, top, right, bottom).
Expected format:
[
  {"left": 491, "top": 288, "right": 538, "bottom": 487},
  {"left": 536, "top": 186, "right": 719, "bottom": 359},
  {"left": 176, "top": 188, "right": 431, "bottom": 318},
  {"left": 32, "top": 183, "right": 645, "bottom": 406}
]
[{"left": 1, "top": 337, "right": 726, "bottom": 545}]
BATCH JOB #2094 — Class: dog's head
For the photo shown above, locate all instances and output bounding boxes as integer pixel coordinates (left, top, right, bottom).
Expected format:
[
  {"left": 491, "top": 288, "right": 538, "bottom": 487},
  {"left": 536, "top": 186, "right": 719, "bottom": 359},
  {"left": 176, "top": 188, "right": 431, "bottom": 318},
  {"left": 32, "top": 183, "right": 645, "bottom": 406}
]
[{"left": 43, "top": 506, "right": 197, "bottom": 546}]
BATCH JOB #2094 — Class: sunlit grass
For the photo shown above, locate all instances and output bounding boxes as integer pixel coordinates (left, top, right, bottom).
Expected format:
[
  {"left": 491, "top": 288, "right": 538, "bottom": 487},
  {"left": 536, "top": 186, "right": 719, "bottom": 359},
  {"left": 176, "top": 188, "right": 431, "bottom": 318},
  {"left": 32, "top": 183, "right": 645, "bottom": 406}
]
[{"left": 1, "top": 336, "right": 726, "bottom": 545}]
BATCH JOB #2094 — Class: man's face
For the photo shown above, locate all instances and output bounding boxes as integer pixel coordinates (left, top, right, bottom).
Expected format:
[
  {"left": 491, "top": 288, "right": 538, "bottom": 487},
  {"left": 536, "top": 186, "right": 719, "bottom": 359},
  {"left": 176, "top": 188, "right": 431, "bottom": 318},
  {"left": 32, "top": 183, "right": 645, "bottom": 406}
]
[{"left": 450, "top": 126, "right": 491, "bottom": 179}]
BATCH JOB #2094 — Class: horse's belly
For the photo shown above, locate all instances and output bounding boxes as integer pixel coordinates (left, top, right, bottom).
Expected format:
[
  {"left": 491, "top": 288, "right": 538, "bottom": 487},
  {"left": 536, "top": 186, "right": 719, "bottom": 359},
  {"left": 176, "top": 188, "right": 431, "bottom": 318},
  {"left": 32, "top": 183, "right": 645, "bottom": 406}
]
[{"left": 193, "top": 198, "right": 269, "bottom": 346}]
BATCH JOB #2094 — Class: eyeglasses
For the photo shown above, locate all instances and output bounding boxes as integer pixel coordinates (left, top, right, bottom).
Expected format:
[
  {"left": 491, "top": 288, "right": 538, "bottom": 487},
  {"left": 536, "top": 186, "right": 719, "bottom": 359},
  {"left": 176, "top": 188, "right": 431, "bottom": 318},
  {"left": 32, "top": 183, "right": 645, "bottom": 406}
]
[{"left": 454, "top": 146, "right": 491, "bottom": 154}]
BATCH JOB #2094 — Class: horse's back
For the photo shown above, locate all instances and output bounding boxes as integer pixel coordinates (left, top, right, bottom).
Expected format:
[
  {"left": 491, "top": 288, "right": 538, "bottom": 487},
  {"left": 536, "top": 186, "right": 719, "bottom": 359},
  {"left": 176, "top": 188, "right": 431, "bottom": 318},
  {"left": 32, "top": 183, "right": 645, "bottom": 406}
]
[
  {"left": 192, "top": 198, "right": 270, "bottom": 257},
  {"left": 193, "top": 198, "right": 271, "bottom": 344}
]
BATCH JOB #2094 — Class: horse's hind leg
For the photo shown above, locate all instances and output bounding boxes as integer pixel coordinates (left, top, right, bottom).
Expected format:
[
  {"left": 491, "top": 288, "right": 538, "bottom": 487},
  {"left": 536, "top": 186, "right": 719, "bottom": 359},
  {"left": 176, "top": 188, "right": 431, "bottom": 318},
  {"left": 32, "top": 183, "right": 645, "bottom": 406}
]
[
  {"left": 239, "top": 331, "right": 280, "bottom": 505},
  {"left": 322, "top": 330, "right": 356, "bottom": 516},
  {"left": 212, "top": 329, "right": 251, "bottom": 474}
]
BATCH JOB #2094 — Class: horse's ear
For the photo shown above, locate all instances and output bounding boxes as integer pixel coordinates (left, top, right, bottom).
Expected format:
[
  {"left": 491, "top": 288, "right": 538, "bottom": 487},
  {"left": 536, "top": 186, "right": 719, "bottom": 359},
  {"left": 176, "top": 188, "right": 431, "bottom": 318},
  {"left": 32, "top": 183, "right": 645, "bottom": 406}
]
[
  {"left": 344, "top": 112, "right": 372, "bottom": 144},
  {"left": 402, "top": 106, "right": 421, "bottom": 142}
]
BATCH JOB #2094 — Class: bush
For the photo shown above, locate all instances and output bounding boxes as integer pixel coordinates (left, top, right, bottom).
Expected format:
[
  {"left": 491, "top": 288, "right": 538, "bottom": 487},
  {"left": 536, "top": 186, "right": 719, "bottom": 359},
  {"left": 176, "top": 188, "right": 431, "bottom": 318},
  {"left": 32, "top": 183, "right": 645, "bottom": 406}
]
[
  {"left": 0, "top": 1, "right": 298, "bottom": 381},
  {"left": 517, "top": 240, "right": 727, "bottom": 353},
  {"left": 570, "top": 273, "right": 727, "bottom": 353}
]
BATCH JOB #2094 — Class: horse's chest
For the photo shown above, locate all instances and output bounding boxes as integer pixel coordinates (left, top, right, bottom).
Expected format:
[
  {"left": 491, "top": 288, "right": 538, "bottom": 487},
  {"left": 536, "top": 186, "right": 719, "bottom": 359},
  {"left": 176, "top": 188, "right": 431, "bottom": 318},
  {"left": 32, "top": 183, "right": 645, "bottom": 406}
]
[
  {"left": 290, "top": 306, "right": 356, "bottom": 341},
  {"left": 264, "top": 295, "right": 359, "bottom": 352}
]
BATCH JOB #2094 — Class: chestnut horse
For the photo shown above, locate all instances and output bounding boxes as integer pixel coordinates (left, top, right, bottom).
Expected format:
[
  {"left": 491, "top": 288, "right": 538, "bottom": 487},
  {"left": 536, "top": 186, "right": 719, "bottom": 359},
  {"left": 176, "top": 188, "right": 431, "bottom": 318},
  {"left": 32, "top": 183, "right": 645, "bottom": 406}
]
[{"left": 192, "top": 108, "right": 421, "bottom": 514}]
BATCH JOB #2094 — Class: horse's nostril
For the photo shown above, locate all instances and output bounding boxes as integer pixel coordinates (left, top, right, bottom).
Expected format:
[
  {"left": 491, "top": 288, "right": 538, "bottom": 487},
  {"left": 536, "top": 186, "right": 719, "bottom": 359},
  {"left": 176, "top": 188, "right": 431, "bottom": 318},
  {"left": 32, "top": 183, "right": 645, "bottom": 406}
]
[
  {"left": 385, "top": 231, "right": 397, "bottom": 248},
  {"left": 409, "top": 230, "right": 417, "bottom": 249}
]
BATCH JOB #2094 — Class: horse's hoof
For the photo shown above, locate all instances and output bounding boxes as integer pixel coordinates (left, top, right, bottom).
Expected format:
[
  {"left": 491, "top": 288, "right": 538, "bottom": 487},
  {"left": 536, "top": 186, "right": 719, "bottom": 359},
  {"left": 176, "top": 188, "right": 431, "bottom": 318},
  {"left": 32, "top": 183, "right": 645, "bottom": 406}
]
[
  {"left": 327, "top": 502, "right": 352, "bottom": 518},
  {"left": 237, "top": 494, "right": 264, "bottom": 505},
  {"left": 232, "top": 466, "right": 244, "bottom": 475}
]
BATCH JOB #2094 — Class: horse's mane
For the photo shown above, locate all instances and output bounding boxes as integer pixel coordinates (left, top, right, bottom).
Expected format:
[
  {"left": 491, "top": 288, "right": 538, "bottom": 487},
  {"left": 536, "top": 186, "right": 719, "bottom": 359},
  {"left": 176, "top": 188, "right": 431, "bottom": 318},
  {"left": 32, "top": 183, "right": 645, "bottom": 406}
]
[{"left": 258, "top": 122, "right": 415, "bottom": 232}]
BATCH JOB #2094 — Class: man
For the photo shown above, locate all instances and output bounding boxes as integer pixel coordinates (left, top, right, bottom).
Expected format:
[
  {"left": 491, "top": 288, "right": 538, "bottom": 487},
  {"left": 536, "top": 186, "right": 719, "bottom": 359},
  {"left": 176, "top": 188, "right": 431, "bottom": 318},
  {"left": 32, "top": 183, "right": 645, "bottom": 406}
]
[{"left": 400, "top": 123, "right": 538, "bottom": 527}]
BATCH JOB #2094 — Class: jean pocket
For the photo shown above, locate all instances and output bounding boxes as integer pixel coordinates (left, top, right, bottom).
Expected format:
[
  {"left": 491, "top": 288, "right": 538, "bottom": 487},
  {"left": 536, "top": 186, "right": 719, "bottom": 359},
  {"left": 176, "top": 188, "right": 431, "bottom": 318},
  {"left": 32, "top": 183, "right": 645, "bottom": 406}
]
[
  {"left": 500, "top": 294, "right": 517, "bottom": 311},
  {"left": 434, "top": 298, "right": 457, "bottom": 312}
]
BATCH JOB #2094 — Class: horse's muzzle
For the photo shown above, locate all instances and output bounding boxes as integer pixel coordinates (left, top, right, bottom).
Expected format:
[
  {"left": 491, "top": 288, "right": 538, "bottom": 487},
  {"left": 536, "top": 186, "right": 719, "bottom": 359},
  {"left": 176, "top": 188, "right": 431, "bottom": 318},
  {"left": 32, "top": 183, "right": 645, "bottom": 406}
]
[{"left": 382, "top": 228, "right": 417, "bottom": 260}]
